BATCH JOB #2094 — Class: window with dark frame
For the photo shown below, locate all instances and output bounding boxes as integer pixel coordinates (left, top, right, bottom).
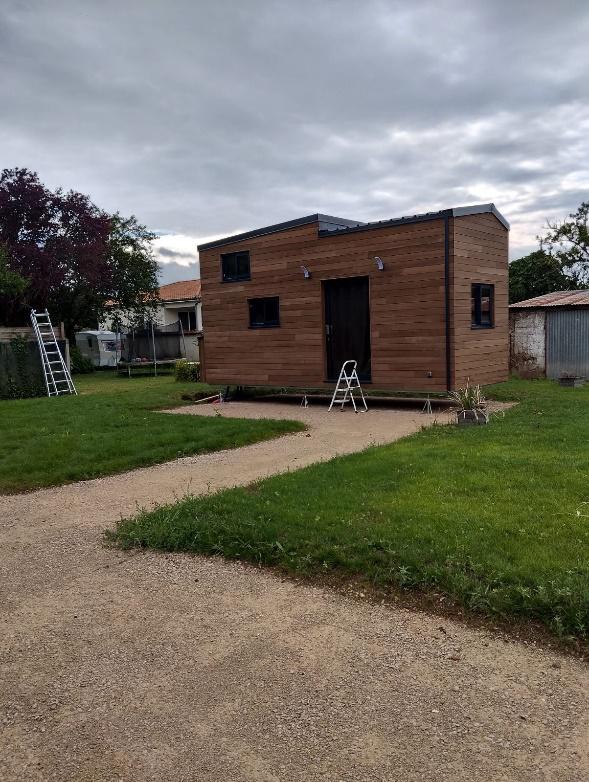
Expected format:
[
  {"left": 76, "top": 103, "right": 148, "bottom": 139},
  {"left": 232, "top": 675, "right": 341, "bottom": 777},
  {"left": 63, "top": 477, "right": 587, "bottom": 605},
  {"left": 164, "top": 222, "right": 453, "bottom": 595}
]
[
  {"left": 471, "top": 283, "right": 494, "bottom": 328},
  {"left": 248, "top": 296, "right": 280, "bottom": 328},
  {"left": 221, "top": 250, "right": 250, "bottom": 282},
  {"left": 178, "top": 310, "right": 197, "bottom": 332}
]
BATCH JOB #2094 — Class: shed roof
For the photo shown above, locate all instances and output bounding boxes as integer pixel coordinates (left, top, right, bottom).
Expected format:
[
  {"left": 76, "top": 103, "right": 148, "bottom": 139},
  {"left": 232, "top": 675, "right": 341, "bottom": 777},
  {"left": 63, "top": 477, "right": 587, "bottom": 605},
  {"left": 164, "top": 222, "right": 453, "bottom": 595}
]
[
  {"left": 510, "top": 290, "right": 589, "bottom": 308},
  {"left": 159, "top": 279, "right": 201, "bottom": 302},
  {"left": 197, "top": 203, "right": 509, "bottom": 251}
]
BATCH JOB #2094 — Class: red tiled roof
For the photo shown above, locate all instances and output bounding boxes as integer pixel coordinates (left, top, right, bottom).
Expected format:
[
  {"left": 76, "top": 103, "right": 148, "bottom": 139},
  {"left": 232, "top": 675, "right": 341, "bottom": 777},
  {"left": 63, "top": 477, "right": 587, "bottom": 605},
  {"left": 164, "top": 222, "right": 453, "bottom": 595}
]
[
  {"left": 510, "top": 290, "right": 589, "bottom": 308},
  {"left": 159, "top": 279, "right": 201, "bottom": 302}
]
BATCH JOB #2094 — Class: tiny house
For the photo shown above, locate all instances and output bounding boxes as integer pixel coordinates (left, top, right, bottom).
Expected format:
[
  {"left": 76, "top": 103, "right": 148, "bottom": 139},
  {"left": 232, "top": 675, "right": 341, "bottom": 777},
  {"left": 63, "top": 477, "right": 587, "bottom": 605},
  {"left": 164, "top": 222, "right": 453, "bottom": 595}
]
[{"left": 197, "top": 204, "right": 509, "bottom": 392}]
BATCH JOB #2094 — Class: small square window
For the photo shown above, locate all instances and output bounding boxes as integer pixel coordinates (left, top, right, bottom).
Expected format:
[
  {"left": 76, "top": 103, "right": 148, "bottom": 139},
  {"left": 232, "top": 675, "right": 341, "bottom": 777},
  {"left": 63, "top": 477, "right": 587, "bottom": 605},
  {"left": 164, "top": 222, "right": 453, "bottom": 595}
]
[
  {"left": 248, "top": 297, "right": 280, "bottom": 328},
  {"left": 471, "top": 283, "right": 494, "bottom": 328},
  {"left": 221, "top": 250, "right": 250, "bottom": 282}
]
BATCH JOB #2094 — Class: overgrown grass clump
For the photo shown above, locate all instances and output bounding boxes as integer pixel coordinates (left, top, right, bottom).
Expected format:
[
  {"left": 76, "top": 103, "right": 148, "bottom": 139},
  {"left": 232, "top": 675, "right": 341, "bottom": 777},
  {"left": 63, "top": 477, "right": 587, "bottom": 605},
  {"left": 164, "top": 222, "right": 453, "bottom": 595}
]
[
  {"left": 109, "top": 379, "right": 589, "bottom": 640},
  {"left": 0, "top": 373, "right": 303, "bottom": 493}
]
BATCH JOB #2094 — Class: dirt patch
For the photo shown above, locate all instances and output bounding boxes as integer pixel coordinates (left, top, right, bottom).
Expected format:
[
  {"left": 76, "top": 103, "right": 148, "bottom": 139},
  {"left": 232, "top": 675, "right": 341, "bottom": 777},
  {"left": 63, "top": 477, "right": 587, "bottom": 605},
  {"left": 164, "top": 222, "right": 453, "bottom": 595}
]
[{"left": 2, "top": 400, "right": 586, "bottom": 782}]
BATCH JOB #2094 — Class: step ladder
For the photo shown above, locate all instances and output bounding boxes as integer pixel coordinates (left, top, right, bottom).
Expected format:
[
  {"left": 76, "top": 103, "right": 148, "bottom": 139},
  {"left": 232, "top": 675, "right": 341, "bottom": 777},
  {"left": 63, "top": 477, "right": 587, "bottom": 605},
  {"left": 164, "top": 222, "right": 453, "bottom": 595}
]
[
  {"left": 328, "top": 360, "right": 368, "bottom": 413},
  {"left": 30, "top": 309, "right": 77, "bottom": 397}
]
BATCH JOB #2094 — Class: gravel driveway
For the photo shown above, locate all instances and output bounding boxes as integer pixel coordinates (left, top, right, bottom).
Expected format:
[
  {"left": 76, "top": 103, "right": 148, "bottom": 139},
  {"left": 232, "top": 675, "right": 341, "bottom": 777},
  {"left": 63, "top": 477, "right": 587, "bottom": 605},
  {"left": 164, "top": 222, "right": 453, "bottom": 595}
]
[{"left": 1, "top": 401, "right": 588, "bottom": 781}]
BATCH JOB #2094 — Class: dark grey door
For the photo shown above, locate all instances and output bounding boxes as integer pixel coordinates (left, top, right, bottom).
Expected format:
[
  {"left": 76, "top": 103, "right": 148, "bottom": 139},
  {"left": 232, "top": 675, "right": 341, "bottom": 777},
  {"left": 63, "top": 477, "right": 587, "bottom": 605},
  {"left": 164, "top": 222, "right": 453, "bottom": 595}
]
[
  {"left": 324, "top": 276, "right": 371, "bottom": 381},
  {"left": 546, "top": 309, "right": 589, "bottom": 378}
]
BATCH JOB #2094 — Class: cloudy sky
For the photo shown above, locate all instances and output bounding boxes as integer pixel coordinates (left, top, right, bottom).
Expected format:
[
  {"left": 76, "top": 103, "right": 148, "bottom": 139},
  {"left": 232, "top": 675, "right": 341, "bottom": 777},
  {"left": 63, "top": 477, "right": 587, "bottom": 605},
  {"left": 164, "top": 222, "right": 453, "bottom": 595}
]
[{"left": 1, "top": 0, "right": 588, "bottom": 283}]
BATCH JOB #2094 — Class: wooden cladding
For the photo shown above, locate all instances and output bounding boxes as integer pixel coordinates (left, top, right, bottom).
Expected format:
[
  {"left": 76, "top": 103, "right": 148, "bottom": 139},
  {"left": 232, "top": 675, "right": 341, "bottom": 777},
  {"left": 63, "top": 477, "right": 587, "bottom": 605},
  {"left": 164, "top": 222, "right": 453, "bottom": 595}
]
[
  {"left": 199, "top": 212, "right": 509, "bottom": 391},
  {"left": 451, "top": 213, "right": 509, "bottom": 388}
]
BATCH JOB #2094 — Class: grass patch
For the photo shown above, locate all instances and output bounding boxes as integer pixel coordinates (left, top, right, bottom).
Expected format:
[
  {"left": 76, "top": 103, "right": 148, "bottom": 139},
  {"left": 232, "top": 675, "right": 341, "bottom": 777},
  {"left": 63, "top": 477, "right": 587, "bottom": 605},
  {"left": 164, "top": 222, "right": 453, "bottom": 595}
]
[
  {"left": 0, "top": 373, "right": 304, "bottom": 493},
  {"left": 108, "top": 379, "right": 589, "bottom": 640}
]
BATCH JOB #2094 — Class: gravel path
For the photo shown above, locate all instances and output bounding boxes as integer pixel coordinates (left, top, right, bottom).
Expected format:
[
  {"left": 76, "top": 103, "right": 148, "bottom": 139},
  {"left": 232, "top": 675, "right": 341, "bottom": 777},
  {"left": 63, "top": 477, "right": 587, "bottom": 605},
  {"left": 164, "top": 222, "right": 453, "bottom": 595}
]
[{"left": 1, "top": 401, "right": 588, "bottom": 781}]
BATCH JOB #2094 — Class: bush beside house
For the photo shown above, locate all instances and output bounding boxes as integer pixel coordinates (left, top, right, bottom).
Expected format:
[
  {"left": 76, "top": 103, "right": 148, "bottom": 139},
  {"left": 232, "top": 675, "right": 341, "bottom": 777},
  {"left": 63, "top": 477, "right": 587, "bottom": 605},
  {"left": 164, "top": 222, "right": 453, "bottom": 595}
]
[
  {"left": 70, "top": 346, "right": 95, "bottom": 374},
  {"left": 174, "top": 359, "right": 200, "bottom": 383}
]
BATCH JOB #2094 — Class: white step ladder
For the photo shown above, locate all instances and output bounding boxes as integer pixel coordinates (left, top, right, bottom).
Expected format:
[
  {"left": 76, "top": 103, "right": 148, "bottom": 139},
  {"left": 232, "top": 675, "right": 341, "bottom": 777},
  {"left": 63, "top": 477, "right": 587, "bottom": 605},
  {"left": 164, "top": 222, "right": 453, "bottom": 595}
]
[
  {"left": 30, "top": 309, "right": 77, "bottom": 397},
  {"left": 329, "top": 360, "right": 368, "bottom": 413}
]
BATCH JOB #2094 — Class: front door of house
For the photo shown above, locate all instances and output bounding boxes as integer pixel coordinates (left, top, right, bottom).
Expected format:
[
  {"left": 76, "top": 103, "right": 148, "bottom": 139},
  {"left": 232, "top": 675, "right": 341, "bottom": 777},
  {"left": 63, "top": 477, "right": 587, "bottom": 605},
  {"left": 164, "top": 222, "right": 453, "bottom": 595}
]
[{"left": 323, "top": 276, "right": 371, "bottom": 382}]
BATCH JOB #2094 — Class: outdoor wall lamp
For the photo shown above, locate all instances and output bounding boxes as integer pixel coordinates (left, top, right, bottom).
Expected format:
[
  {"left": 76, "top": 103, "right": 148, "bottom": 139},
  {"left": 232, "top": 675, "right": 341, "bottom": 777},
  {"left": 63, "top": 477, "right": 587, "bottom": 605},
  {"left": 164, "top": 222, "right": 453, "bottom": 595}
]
[
  {"left": 301, "top": 265, "right": 311, "bottom": 279},
  {"left": 374, "top": 256, "right": 385, "bottom": 271}
]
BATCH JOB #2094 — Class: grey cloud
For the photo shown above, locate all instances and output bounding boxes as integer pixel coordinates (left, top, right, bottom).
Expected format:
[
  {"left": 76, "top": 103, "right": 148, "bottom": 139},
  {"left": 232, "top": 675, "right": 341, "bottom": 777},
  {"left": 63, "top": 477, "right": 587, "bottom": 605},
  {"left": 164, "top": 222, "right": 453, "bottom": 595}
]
[
  {"left": 157, "top": 247, "right": 195, "bottom": 260},
  {"left": 158, "top": 261, "right": 200, "bottom": 286},
  {"left": 1, "top": 0, "right": 588, "bottom": 262}
]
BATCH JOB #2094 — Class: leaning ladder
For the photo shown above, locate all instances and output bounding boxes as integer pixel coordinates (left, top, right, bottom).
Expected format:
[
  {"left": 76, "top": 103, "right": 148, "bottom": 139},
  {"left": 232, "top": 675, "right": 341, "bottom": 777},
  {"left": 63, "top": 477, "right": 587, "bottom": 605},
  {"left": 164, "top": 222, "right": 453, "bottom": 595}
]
[
  {"left": 328, "top": 359, "right": 368, "bottom": 413},
  {"left": 30, "top": 309, "right": 77, "bottom": 397}
]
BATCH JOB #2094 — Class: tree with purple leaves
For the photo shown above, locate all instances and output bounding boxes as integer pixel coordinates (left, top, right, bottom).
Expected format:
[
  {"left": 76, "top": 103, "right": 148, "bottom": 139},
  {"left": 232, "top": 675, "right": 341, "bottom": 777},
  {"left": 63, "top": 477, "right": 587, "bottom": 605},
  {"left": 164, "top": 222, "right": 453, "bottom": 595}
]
[{"left": 0, "top": 168, "right": 159, "bottom": 337}]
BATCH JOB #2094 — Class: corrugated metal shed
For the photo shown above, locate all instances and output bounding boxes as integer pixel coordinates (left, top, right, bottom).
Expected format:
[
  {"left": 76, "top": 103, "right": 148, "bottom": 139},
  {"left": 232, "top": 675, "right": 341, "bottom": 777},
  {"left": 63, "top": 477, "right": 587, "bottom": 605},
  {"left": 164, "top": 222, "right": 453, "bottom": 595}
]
[
  {"left": 510, "top": 289, "right": 589, "bottom": 378},
  {"left": 510, "top": 290, "right": 589, "bottom": 308},
  {"left": 546, "top": 309, "right": 589, "bottom": 379}
]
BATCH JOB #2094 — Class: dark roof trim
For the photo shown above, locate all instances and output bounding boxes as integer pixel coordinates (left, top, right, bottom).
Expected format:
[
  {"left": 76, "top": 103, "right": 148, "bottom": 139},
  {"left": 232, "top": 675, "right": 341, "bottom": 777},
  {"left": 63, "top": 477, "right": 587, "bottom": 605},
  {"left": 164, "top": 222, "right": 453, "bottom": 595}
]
[
  {"left": 197, "top": 203, "right": 509, "bottom": 251},
  {"left": 197, "top": 213, "right": 363, "bottom": 251},
  {"left": 318, "top": 209, "right": 453, "bottom": 237},
  {"left": 161, "top": 296, "right": 202, "bottom": 304},
  {"left": 317, "top": 203, "right": 510, "bottom": 238}
]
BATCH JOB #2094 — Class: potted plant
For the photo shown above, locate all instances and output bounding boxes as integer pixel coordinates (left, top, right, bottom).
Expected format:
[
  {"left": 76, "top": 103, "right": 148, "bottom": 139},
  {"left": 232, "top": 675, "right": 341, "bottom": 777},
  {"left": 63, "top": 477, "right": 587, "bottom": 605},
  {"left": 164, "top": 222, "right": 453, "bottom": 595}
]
[
  {"left": 558, "top": 373, "right": 585, "bottom": 388},
  {"left": 449, "top": 381, "right": 489, "bottom": 426}
]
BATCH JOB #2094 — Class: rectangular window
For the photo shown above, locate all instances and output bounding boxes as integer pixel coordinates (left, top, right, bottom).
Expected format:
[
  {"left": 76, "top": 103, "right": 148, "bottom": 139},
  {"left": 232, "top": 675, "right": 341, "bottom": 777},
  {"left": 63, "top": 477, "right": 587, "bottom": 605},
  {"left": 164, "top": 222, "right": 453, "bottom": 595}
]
[
  {"left": 221, "top": 250, "right": 250, "bottom": 282},
  {"left": 178, "top": 310, "right": 197, "bottom": 332},
  {"left": 471, "top": 283, "right": 494, "bottom": 328},
  {"left": 248, "top": 296, "right": 280, "bottom": 328}
]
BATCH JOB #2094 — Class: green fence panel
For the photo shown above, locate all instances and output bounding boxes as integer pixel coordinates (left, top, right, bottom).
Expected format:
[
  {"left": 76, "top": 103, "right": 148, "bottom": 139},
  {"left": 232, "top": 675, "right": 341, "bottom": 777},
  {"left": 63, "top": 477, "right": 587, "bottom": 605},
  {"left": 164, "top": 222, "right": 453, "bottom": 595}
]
[{"left": 0, "top": 338, "right": 67, "bottom": 399}]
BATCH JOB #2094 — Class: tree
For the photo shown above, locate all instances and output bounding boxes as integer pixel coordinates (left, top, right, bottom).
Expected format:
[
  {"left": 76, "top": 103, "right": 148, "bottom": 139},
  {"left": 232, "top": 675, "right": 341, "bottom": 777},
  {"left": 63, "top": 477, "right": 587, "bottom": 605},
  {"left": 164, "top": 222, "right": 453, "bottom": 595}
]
[
  {"left": 540, "top": 201, "right": 589, "bottom": 285},
  {"left": 0, "top": 168, "right": 159, "bottom": 337},
  {"left": 105, "top": 213, "right": 160, "bottom": 325},
  {"left": 509, "top": 250, "right": 578, "bottom": 304},
  {"left": 0, "top": 244, "right": 28, "bottom": 299}
]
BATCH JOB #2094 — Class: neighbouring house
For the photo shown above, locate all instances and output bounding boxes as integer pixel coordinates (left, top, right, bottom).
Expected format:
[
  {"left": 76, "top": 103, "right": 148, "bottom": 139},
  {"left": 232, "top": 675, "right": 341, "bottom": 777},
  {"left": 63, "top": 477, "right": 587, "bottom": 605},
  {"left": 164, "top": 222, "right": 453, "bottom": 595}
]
[
  {"left": 197, "top": 204, "right": 509, "bottom": 392},
  {"left": 510, "top": 290, "right": 589, "bottom": 379},
  {"left": 100, "top": 279, "right": 202, "bottom": 361}
]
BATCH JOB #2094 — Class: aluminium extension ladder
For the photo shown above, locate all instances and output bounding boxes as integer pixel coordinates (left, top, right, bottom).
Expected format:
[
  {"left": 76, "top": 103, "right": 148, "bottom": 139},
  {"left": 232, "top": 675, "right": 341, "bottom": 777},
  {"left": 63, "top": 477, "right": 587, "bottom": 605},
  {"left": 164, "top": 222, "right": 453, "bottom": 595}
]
[
  {"left": 30, "top": 309, "right": 77, "bottom": 397},
  {"left": 328, "top": 359, "right": 368, "bottom": 413}
]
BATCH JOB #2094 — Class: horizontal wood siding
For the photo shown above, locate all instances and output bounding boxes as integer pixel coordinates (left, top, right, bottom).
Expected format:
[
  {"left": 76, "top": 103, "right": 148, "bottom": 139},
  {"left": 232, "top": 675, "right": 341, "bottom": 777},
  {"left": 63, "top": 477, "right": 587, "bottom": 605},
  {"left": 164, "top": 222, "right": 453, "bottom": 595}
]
[
  {"left": 200, "top": 220, "right": 450, "bottom": 391},
  {"left": 450, "top": 214, "right": 509, "bottom": 387},
  {"left": 200, "top": 212, "right": 509, "bottom": 391}
]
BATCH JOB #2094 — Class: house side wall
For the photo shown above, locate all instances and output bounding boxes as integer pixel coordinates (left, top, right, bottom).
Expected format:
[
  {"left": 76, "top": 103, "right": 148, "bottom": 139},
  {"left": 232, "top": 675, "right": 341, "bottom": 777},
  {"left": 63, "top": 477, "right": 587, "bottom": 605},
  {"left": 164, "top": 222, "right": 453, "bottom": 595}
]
[
  {"left": 99, "top": 305, "right": 167, "bottom": 331},
  {"left": 450, "top": 213, "right": 509, "bottom": 387},
  {"left": 162, "top": 301, "right": 203, "bottom": 332},
  {"left": 510, "top": 309, "right": 546, "bottom": 377},
  {"left": 200, "top": 219, "right": 448, "bottom": 391},
  {"left": 100, "top": 301, "right": 202, "bottom": 332}
]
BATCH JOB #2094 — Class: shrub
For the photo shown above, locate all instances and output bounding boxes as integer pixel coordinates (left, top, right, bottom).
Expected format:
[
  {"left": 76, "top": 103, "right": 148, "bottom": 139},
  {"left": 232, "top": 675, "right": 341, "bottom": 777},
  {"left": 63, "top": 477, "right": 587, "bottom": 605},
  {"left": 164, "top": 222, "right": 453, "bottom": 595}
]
[
  {"left": 175, "top": 359, "right": 200, "bottom": 383},
  {"left": 70, "top": 346, "right": 95, "bottom": 374}
]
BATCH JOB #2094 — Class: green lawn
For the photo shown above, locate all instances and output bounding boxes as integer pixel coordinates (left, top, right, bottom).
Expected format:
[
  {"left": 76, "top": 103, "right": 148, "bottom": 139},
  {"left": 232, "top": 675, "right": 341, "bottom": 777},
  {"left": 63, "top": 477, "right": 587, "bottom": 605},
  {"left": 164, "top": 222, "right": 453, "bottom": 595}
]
[
  {"left": 0, "top": 373, "right": 303, "bottom": 493},
  {"left": 108, "top": 379, "right": 589, "bottom": 640}
]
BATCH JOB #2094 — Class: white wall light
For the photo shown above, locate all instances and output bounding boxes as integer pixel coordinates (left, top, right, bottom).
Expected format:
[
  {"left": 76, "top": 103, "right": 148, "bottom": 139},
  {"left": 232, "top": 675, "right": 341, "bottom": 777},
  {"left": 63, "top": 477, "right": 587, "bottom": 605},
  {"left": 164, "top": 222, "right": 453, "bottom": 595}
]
[{"left": 374, "top": 256, "right": 385, "bottom": 271}]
